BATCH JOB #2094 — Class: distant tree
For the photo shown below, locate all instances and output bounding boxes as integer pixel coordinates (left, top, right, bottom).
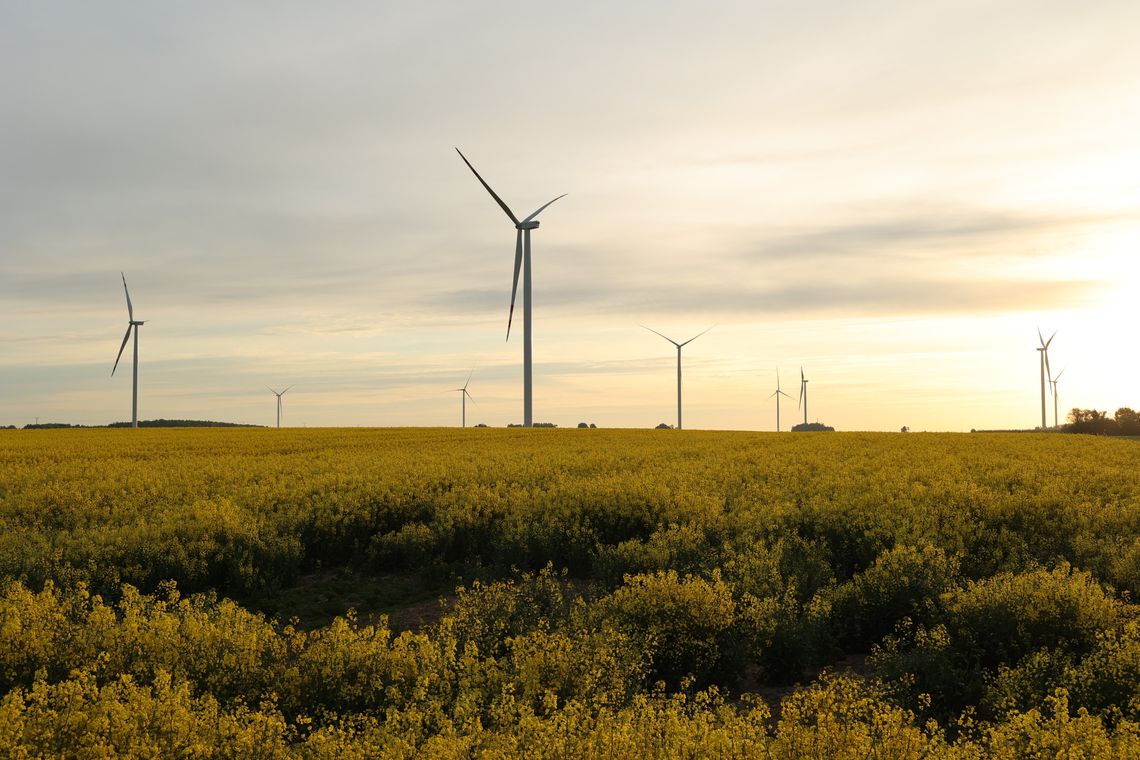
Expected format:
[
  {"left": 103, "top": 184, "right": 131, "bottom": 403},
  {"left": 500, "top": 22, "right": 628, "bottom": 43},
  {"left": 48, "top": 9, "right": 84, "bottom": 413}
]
[
  {"left": 589, "top": 423, "right": 597, "bottom": 428},
  {"left": 900, "top": 426, "right": 909, "bottom": 433},
  {"left": 1116, "top": 408, "right": 1140, "bottom": 436},
  {"left": 792, "top": 422, "right": 835, "bottom": 432},
  {"left": 474, "top": 423, "right": 488, "bottom": 428},
  {"left": 1065, "top": 409, "right": 1116, "bottom": 436},
  {"left": 655, "top": 423, "right": 673, "bottom": 429},
  {"left": 578, "top": 422, "right": 589, "bottom": 428}
]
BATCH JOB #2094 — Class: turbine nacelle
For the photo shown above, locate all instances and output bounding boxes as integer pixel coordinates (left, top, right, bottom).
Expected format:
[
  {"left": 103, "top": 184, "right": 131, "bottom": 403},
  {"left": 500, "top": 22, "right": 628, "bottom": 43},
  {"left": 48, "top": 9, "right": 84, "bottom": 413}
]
[{"left": 517, "top": 220, "right": 540, "bottom": 230}]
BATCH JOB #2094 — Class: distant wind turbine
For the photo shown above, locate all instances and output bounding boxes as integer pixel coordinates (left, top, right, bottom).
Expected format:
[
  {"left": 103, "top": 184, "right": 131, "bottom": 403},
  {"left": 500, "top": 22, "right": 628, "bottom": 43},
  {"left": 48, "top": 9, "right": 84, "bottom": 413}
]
[
  {"left": 267, "top": 386, "right": 292, "bottom": 428},
  {"left": 769, "top": 369, "right": 792, "bottom": 432},
  {"left": 797, "top": 367, "right": 809, "bottom": 427},
  {"left": 642, "top": 325, "right": 714, "bottom": 430},
  {"left": 456, "top": 148, "right": 565, "bottom": 428},
  {"left": 1050, "top": 368, "right": 1065, "bottom": 428},
  {"left": 1036, "top": 329, "right": 1056, "bottom": 429},
  {"left": 111, "top": 273, "right": 145, "bottom": 428},
  {"left": 452, "top": 371, "right": 475, "bottom": 428}
]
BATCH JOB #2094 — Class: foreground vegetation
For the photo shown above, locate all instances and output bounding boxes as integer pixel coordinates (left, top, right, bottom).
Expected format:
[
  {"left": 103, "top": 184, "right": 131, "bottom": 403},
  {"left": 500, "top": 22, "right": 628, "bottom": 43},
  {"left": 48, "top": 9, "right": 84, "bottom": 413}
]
[{"left": 1, "top": 428, "right": 1138, "bottom": 756}]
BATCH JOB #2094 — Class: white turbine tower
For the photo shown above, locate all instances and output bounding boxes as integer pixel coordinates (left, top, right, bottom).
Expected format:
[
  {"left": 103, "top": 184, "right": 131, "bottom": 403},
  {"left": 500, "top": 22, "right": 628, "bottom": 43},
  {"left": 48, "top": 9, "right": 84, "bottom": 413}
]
[
  {"left": 797, "top": 367, "right": 809, "bottom": 427},
  {"left": 111, "top": 273, "right": 145, "bottom": 428},
  {"left": 1050, "top": 368, "right": 1065, "bottom": 429},
  {"left": 769, "top": 369, "right": 792, "bottom": 432},
  {"left": 452, "top": 371, "right": 475, "bottom": 428},
  {"left": 267, "top": 386, "right": 292, "bottom": 428},
  {"left": 642, "top": 325, "right": 713, "bottom": 430},
  {"left": 456, "top": 148, "right": 564, "bottom": 428},
  {"left": 1036, "top": 328, "right": 1056, "bottom": 429}
]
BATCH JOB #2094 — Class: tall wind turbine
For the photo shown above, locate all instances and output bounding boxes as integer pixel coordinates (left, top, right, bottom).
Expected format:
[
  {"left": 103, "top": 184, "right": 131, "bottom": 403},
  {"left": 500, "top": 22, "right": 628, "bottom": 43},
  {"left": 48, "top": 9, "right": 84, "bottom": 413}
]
[
  {"left": 797, "top": 367, "right": 809, "bottom": 426},
  {"left": 1036, "top": 328, "right": 1056, "bottom": 429},
  {"left": 112, "top": 273, "right": 145, "bottom": 428},
  {"left": 456, "top": 148, "right": 565, "bottom": 428},
  {"left": 642, "top": 325, "right": 713, "bottom": 430},
  {"left": 267, "top": 386, "right": 292, "bottom": 428},
  {"left": 452, "top": 371, "right": 475, "bottom": 428},
  {"left": 1050, "top": 368, "right": 1065, "bottom": 428},
  {"left": 769, "top": 369, "right": 792, "bottom": 432}
]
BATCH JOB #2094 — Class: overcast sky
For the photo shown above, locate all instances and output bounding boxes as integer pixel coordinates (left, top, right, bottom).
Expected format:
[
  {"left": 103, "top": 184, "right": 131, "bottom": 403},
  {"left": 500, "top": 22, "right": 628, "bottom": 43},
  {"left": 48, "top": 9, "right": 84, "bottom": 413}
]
[{"left": 2, "top": 1, "right": 1137, "bottom": 430}]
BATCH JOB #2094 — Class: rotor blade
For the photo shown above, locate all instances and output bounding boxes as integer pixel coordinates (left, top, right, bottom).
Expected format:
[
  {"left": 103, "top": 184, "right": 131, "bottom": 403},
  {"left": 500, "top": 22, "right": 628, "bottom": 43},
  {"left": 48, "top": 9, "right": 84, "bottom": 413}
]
[
  {"left": 798, "top": 379, "right": 805, "bottom": 408},
  {"left": 1044, "top": 349, "right": 1051, "bottom": 384},
  {"left": 778, "top": 390, "right": 791, "bottom": 398},
  {"left": 455, "top": 148, "right": 519, "bottom": 225},
  {"left": 121, "top": 272, "right": 134, "bottom": 321},
  {"left": 112, "top": 325, "right": 132, "bottom": 376},
  {"left": 640, "top": 325, "right": 680, "bottom": 347},
  {"left": 1037, "top": 327, "right": 1045, "bottom": 347},
  {"left": 464, "top": 388, "right": 477, "bottom": 405},
  {"left": 522, "top": 194, "right": 567, "bottom": 223},
  {"left": 1045, "top": 330, "right": 1056, "bottom": 349},
  {"left": 801, "top": 366, "right": 805, "bottom": 382},
  {"left": 507, "top": 229, "right": 523, "bottom": 340},
  {"left": 463, "top": 368, "right": 473, "bottom": 390},
  {"left": 1054, "top": 368, "right": 1065, "bottom": 381},
  {"left": 679, "top": 324, "right": 715, "bottom": 347},
  {"left": 281, "top": 386, "right": 293, "bottom": 396},
  {"left": 266, "top": 386, "right": 280, "bottom": 395}
]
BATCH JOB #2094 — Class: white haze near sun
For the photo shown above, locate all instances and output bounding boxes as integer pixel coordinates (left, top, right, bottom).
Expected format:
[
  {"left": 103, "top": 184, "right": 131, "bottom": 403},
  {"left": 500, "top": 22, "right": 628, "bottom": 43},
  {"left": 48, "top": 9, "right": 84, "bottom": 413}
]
[{"left": 1, "top": 1, "right": 1137, "bottom": 431}]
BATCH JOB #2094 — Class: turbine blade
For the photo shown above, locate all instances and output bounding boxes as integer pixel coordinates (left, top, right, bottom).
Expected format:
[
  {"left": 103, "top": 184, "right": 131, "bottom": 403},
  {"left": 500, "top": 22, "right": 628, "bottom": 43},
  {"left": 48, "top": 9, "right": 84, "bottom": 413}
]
[
  {"left": 1045, "top": 330, "right": 1056, "bottom": 349},
  {"left": 798, "top": 380, "right": 804, "bottom": 409},
  {"left": 1044, "top": 349, "right": 1051, "bottom": 384},
  {"left": 1037, "top": 327, "right": 1045, "bottom": 347},
  {"left": 522, "top": 194, "right": 567, "bottom": 223},
  {"left": 112, "top": 325, "right": 131, "bottom": 376},
  {"left": 281, "top": 386, "right": 293, "bottom": 395},
  {"left": 778, "top": 390, "right": 791, "bottom": 398},
  {"left": 640, "top": 325, "right": 680, "bottom": 347},
  {"left": 266, "top": 386, "right": 279, "bottom": 395},
  {"left": 679, "top": 324, "right": 715, "bottom": 347},
  {"left": 507, "top": 229, "right": 523, "bottom": 340},
  {"left": 1054, "top": 368, "right": 1065, "bottom": 381},
  {"left": 463, "top": 368, "right": 473, "bottom": 390},
  {"left": 121, "top": 272, "right": 134, "bottom": 321},
  {"left": 456, "top": 148, "right": 519, "bottom": 225},
  {"left": 465, "top": 388, "right": 477, "bottom": 405}
]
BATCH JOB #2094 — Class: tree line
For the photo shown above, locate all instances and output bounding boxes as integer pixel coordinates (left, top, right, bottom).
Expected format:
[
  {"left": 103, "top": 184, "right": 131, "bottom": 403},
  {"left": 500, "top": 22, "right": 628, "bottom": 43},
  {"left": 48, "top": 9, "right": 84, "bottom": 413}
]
[{"left": 1065, "top": 407, "right": 1140, "bottom": 436}]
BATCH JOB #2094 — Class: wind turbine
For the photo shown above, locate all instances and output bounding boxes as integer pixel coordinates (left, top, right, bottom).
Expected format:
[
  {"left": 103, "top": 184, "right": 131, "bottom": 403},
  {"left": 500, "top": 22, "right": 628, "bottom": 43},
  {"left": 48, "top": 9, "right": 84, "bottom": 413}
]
[
  {"left": 797, "top": 367, "right": 809, "bottom": 427},
  {"left": 1036, "top": 328, "right": 1056, "bottom": 429},
  {"left": 111, "top": 273, "right": 145, "bottom": 428},
  {"left": 769, "top": 369, "right": 792, "bottom": 432},
  {"left": 642, "top": 325, "right": 714, "bottom": 430},
  {"left": 456, "top": 148, "right": 565, "bottom": 428},
  {"left": 267, "top": 386, "right": 292, "bottom": 428},
  {"left": 1050, "top": 368, "right": 1065, "bottom": 429},
  {"left": 452, "top": 371, "right": 475, "bottom": 428}
]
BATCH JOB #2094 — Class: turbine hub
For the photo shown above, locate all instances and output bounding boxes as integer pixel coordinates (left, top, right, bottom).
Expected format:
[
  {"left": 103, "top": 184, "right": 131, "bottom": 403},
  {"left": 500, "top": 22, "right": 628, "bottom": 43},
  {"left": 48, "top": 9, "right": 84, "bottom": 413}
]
[{"left": 517, "top": 220, "right": 540, "bottom": 230}]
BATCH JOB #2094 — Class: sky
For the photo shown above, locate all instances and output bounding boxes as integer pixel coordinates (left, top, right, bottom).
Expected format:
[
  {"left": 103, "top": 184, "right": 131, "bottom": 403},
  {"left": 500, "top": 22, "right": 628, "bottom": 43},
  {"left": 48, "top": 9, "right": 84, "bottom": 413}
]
[{"left": 2, "top": 1, "right": 1137, "bottom": 431}]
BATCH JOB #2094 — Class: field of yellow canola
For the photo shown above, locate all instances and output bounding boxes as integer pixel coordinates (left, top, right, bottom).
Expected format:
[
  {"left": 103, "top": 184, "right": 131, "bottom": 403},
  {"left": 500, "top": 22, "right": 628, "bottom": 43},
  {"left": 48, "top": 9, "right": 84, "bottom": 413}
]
[{"left": 0, "top": 427, "right": 1138, "bottom": 757}]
